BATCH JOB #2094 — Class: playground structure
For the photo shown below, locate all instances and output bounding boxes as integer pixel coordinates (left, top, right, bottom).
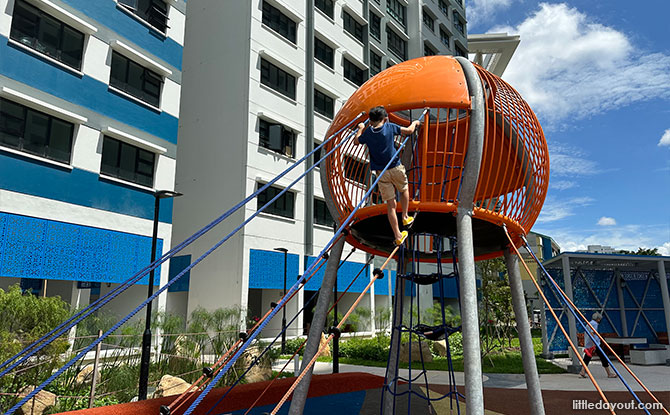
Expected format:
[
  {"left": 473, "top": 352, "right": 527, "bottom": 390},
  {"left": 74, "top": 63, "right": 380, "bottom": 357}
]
[{"left": 1, "top": 56, "right": 669, "bottom": 415}]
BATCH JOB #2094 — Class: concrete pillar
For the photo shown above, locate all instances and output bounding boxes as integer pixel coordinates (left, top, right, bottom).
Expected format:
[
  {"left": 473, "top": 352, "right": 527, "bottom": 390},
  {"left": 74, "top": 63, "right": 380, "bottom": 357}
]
[
  {"left": 505, "top": 249, "right": 545, "bottom": 415},
  {"left": 288, "top": 236, "right": 345, "bottom": 415},
  {"left": 615, "top": 269, "right": 628, "bottom": 337},
  {"left": 657, "top": 260, "right": 670, "bottom": 341},
  {"left": 561, "top": 256, "right": 579, "bottom": 368}
]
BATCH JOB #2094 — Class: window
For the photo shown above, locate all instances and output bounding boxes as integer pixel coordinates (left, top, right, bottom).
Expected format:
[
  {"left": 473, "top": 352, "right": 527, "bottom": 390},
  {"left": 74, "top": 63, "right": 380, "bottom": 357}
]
[
  {"left": 314, "top": 89, "right": 334, "bottom": 118},
  {"left": 262, "top": 1, "right": 296, "bottom": 44},
  {"left": 10, "top": 0, "right": 85, "bottom": 70},
  {"left": 422, "top": 10, "right": 434, "bottom": 32},
  {"left": 440, "top": 28, "right": 450, "bottom": 46},
  {"left": 110, "top": 51, "right": 163, "bottom": 107},
  {"left": 0, "top": 98, "right": 74, "bottom": 164},
  {"left": 314, "top": 199, "right": 334, "bottom": 227},
  {"left": 118, "top": 0, "right": 169, "bottom": 33},
  {"left": 313, "top": 141, "right": 322, "bottom": 163},
  {"left": 343, "top": 11, "right": 364, "bottom": 43},
  {"left": 315, "top": 0, "right": 334, "bottom": 19},
  {"left": 370, "top": 51, "right": 382, "bottom": 76},
  {"left": 369, "top": 11, "right": 381, "bottom": 41},
  {"left": 453, "top": 10, "right": 465, "bottom": 35},
  {"left": 386, "top": 26, "right": 407, "bottom": 60},
  {"left": 343, "top": 58, "right": 367, "bottom": 86},
  {"left": 424, "top": 43, "right": 437, "bottom": 56},
  {"left": 259, "top": 119, "right": 295, "bottom": 157},
  {"left": 344, "top": 156, "right": 370, "bottom": 185},
  {"left": 101, "top": 136, "right": 155, "bottom": 187},
  {"left": 315, "top": 37, "right": 334, "bottom": 68},
  {"left": 260, "top": 58, "right": 296, "bottom": 100},
  {"left": 257, "top": 183, "right": 294, "bottom": 218},
  {"left": 438, "top": 0, "right": 448, "bottom": 15},
  {"left": 386, "top": 0, "right": 406, "bottom": 27},
  {"left": 455, "top": 44, "right": 468, "bottom": 58},
  {"left": 386, "top": 61, "right": 395, "bottom": 69}
]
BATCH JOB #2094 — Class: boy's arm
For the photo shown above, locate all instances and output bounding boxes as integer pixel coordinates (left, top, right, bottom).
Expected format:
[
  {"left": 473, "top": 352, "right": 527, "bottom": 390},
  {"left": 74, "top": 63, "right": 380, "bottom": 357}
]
[
  {"left": 400, "top": 120, "right": 421, "bottom": 135},
  {"left": 353, "top": 123, "right": 366, "bottom": 145}
]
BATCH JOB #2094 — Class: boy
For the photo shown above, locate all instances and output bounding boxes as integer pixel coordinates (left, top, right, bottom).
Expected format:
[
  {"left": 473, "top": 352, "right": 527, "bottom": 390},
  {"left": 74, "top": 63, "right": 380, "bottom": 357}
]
[{"left": 354, "top": 106, "right": 420, "bottom": 246}]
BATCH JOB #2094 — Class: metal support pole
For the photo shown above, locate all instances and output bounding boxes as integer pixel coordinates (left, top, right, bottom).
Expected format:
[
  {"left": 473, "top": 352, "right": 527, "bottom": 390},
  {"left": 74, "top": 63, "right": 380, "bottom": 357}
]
[
  {"left": 505, "top": 248, "right": 545, "bottom": 415},
  {"left": 615, "top": 269, "right": 629, "bottom": 337},
  {"left": 561, "top": 255, "right": 579, "bottom": 370},
  {"left": 333, "top": 269, "right": 339, "bottom": 374},
  {"left": 88, "top": 330, "right": 102, "bottom": 408},
  {"left": 288, "top": 236, "right": 345, "bottom": 415},
  {"left": 138, "top": 194, "right": 160, "bottom": 400},
  {"left": 304, "top": 0, "right": 315, "bottom": 257},
  {"left": 282, "top": 250, "right": 287, "bottom": 354},
  {"left": 539, "top": 289, "right": 552, "bottom": 359},
  {"left": 657, "top": 260, "right": 670, "bottom": 340},
  {"left": 453, "top": 56, "right": 486, "bottom": 415}
]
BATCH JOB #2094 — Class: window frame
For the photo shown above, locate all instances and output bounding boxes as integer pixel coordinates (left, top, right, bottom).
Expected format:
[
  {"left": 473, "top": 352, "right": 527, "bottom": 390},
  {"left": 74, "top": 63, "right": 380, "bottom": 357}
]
[
  {"left": 343, "top": 58, "right": 367, "bottom": 86},
  {"left": 422, "top": 9, "right": 434, "bottom": 32},
  {"left": 370, "top": 50, "right": 382, "bottom": 76},
  {"left": 438, "top": 0, "right": 449, "bottom": 16},
  {"left": 386, "top": 0, "right": 406, "bottom": 28},
  {"left": 10, "top": 0, "right": 85, "bottom": 71},
  {"left": 386, "top": 26, "right": 407, "bottom": 60},
  {"left": 342, "top": 10, "right": 365, "bottom": 43},
  {"left": 314, "top": 89, "right": 334, "bottom": 119},
  {"left": 258, "top": 118, "right": 296, "bottom": 158},
  {"left": 109, "top": 50, "right": 164, "bottom": 108},
  {"left": 0, "top": 97, "right": 75, "bottom": 165},
  {"left": 369, "top": 10, "right": 381, "bottom": 41},
  {"left": 118, "top": 0, "right": 170, "bottom": 34},
  {"left": 315, "top": 0, "right": 334, "bottom": 19},
  {"left": 260, "top": 58, "right": 297, "bottom": 100},
  {"left": 453, "top": 10, "right": 465, "bottom": 35},
  {"left": 424, "top": 43, "right": 437, "bottom": 56},
  {"left": 314, "top": 37, "right": 334, "bottom": 69},
  {"left": 100, "top": 135, "right": 156, "bottom": 188},
  {"left": 261, "top": 0, "right": 297, "bottom": 44},
  {"left": 256, "top": 182, "right": 295, "bottom": 219},
  {"left": 440, "top": 27, "right": 450, "bottom": 46},
  {"left": 313, "top": 198, "right": 335, "bottom": 227}
]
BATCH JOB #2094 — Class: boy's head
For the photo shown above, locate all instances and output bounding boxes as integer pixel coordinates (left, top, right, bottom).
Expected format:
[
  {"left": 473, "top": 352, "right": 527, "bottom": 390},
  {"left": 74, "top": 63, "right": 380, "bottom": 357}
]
[{"left": 368, "top": 106, "right": 388, "bottom": 123}]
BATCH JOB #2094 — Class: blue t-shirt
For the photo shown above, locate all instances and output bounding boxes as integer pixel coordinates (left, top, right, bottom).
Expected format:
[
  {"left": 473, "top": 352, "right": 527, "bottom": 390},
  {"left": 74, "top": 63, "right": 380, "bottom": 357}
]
[{"left": 359, "top": 122, "right": 402, "bottom": 171}]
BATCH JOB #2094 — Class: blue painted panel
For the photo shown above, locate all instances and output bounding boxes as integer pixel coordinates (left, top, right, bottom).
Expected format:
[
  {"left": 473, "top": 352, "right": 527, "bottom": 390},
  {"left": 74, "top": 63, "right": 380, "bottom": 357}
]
[
  {"left": 303, "top": 256, "right": 371, "bottom": 293},
  {"left": 0, "top": 38, "right": 178, "bottom": 144},
  {"left": 60, "top": 0, "right": 182, "bottom": 70},
  {"left": 0, "top": 212, "right": 162, "bottom": 284},
  {"left": 541, "top": 236, "right": 553, "bottom": 260},
  {"left": 0, "top": 152, "right": 173, "bottom": 222},
  {"left": 227, "top": 390, "right": 367, "bottom": 415},
  {"left": 373, "top": 269, "right": 395, "bottom": 296},
  {"left": 248, "top": 249, "right": 300, "bottom": 290},
  {"left": 168, "top": 255, "right": 191, "bottom": 292},
  {"left": 432, "top": 277, "right": 459, "bottom": 299}
]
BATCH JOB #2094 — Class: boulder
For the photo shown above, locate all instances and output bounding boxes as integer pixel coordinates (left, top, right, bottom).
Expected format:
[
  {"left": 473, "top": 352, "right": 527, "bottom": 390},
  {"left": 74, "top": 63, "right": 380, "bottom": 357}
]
[
  {"left": 74, "top": 365, "right": 97, "bottom": 386},
  {"left": 17, "top": 386, "right": 56, "bottom": 415},
  {"left": 242, "top": 346, "right": 273, "bottom": 384},
  {"left": 432, "top": 340, "right": 447, "bottom": 357},
  {"left": 152, "top": 375, "right": 192, "bottom": 398},
  {"left": 399, "top": 341, "right": 433, "bottom": 363},
  {"left": 318, "top": 333, "right": 332, "bottom": 358}
]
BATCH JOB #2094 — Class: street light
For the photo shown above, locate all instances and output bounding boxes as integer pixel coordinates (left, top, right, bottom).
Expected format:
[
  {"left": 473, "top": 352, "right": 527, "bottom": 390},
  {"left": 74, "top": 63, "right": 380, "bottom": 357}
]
[
  {"left": 274, "top": 247, "right": 288, "bottom": 354},
  {"left": 138, "top": 190, "right": 182, "bottom": 400}
]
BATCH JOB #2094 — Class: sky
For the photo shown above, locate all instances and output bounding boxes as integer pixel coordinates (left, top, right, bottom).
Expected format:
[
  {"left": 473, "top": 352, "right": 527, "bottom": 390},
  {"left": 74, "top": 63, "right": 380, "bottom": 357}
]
[{"left": 466, "top": 0, "right": 670, "bottom": 255}]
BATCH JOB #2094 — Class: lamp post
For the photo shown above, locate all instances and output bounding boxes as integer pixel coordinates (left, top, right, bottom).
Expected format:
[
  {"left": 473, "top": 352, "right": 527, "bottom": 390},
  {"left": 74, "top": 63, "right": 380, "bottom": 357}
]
[
  {"left": 138, "top": 190, "right": 182, "bottom": 400},
  {"left": 274, "top": 247, "right": 288, "bottom": 354}
]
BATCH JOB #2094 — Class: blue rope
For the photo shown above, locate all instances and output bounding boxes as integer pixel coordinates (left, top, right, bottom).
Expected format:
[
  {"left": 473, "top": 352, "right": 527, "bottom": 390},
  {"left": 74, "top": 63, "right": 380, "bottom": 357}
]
[
  {"left": 0, "top": 114, "right": 365, "bottom": 380},
  {"left": 4, "top": 116, "right": 367, "bottom": 415},
  {"left": 520, "top": 237, "right": 651, "bottom": 415},
  {"left": 182, "top": 111, "right": 428, "bottom": 415}
]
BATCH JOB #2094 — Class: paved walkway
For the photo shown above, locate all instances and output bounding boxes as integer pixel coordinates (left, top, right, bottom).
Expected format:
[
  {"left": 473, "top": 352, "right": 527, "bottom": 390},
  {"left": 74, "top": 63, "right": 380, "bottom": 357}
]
[{"left": 274, "top": 358, "right": 670, "bottom": 392}]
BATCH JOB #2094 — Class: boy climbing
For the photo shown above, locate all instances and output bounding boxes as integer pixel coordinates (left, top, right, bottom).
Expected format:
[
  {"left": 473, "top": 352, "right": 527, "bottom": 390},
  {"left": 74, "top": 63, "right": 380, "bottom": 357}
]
[{"left": 354, "top": 106, "right": 420, "bottom": 246}]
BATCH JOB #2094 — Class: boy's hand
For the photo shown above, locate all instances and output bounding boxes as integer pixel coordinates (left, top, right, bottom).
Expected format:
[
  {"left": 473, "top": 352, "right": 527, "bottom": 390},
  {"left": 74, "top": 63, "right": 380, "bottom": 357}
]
[{"left": 357, "top": 123, "right": 366, "bottom": 130}]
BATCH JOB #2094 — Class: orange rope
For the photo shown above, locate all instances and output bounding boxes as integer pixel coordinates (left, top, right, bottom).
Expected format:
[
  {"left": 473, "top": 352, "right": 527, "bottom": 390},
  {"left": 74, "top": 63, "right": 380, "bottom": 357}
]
[
  {"left": 502, "top": 227, "right": 616, "bottom": 415},
  {"left": 269, "top": 245, "right": 401, "bottom": 414},
  {"left": 518, "top": 235, "right": 670, "bottom": 415}
]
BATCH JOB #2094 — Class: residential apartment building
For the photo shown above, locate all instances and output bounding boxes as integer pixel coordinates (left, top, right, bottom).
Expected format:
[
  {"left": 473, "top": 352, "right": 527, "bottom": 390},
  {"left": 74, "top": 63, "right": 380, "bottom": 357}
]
[
  {"left": 170, "top": 0, "right": 469, "bottom": 337},
  {"left": 0, "top": 0, "right": 185, "bottom": 318}
]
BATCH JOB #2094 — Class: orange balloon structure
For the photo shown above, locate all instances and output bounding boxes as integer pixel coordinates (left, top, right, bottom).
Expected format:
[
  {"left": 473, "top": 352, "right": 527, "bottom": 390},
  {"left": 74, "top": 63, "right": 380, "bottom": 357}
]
[{"left": 321, "top": 56, "right": 549, "bottom": 261}]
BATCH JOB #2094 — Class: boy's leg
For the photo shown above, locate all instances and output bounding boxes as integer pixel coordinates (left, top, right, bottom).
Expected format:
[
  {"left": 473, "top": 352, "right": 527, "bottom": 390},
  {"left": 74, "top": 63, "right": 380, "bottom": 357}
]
[
  {"left": 386, "top": 198, "right": 402, "bottom": 241},
  {"left": 400, "top": 187, "right": 410, "bottom": 222}
]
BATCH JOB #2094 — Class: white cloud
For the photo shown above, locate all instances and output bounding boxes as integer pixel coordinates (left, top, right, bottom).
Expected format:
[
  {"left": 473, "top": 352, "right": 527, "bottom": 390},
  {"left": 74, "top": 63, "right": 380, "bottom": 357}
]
[
  {"left": 659, "top": 242, "right": 670, "bottom": 256},
  {"left": 467, "top": 0, "right": 515, "bottom": 27},
  {"left": 535, "top": 224, "right": 668, "bottom": 254},
  {"left": 659, "top": 129, "right": 670, "bottom": 147},
  {"left": 496, "top": 3, "right": 670, "bottom": 125},
  {"left": 550, "top": 180, "right": 577, "bottom": 190},
  {"left": 536, "top": 196, "right": 593, "bottom": 223},
  {"left": 549, "top": 143, "right": 599, "bottom": 176},
  {"left": 597, "top": 216, "right": 616, "bottom": 226}
]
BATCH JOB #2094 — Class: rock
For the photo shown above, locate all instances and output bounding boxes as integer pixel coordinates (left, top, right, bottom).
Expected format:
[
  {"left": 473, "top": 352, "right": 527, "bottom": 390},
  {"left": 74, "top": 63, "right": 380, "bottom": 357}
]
[
  {"left": 152, "top": 375, "right": 192, "bottom": 398},
  {"left": 318, "top": 333, "right": 332, "bottom": 358},
  {"left": 432, "top": 340, "right": 447, "bottom": 357},
  {"left": 17, "top": 386, "right": 56, "bottom": 415},
  {"left": 174, "top": 334, "right": 200, "bottom": 357},
  {"left": 74, "top": 365, "right": 98, "bottom": 386},
  {"left": 399, "top": 341, "right": 433, "bottom": 363},
  {"left": 242, "top": 346, "right": 273, "bottom": 384}
]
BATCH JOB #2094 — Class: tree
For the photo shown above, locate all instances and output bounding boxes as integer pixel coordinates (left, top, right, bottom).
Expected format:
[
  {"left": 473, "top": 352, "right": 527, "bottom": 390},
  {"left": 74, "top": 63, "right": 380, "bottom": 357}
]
[
  {"left": 477, "top": 257, "right": 515, "bottom": 358},
  {"left": 618, "top": 247, "right": 660, "bottom": 256}
]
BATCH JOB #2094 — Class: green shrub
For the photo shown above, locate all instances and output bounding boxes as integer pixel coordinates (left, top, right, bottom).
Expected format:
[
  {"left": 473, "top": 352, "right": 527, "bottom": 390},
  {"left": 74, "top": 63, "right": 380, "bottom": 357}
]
[
  {"left": 283, "top": 337, "right": 307, "bottom": 356},
  {"left": 338, "top": 335, "right": 390, "bottom": 361}
]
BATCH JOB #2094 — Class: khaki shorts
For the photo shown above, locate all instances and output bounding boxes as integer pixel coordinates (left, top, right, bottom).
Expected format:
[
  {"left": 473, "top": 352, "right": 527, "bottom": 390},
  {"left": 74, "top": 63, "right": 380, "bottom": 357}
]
[{"left": 377, "top": 165, "right": 408, "bottom": 202}]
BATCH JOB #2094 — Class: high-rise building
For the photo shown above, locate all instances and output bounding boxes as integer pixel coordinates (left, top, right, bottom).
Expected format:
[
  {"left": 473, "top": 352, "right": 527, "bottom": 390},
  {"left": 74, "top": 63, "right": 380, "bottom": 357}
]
[
  {"left": 0, "top": 0, "right": 184, "bottom": 317},
  {"left": 170, "top": 0, "right": 469, "bottom": 336}
]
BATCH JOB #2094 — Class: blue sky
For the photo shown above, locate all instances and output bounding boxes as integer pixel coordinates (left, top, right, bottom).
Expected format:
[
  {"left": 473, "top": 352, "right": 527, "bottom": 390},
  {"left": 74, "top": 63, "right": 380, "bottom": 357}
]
[{"left": 467, "top": 0, "right": 670, "bottom": 254}]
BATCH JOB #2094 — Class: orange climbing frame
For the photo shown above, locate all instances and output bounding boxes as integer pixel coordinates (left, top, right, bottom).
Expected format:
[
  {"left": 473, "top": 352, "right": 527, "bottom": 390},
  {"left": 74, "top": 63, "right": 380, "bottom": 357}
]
[{"left": 321, "top": 56, "right": 549, "bottom": 261}]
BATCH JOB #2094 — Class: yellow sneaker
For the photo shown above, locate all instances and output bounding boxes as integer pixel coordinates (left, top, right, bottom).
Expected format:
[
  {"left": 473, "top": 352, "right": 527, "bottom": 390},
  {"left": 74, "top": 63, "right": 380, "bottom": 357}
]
[
  {"left": 402, "top": 216, "right": 414, "bottom": 227},
  {"left": 394, "top": 231, "right": 408, "bottom": 246}
]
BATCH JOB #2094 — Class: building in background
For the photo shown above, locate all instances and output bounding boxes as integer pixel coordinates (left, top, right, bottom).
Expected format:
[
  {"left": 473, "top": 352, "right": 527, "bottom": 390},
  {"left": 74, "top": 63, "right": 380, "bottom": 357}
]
[
  {"left": 170, "top": 0, "right": 470, "bottom": 337},
  {"left": 0, "top": 0, "right": 185, "bottom": 318}
]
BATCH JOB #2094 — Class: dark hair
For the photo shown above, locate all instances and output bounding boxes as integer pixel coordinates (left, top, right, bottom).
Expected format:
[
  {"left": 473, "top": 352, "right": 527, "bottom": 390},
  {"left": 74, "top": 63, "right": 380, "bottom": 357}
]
[{"left": 368, "top": 106, "right": 387, "bottom": 123}]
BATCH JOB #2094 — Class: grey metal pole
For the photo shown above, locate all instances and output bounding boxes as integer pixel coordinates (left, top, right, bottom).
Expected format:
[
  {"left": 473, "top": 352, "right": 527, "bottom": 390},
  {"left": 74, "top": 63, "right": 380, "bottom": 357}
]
[
  {"left": 88, "top": 330, "right": 103, "bottom": 408},
  {"left": 561, "top": 255, "right": 579, "bottom": 370},
  {"left": 539, "top": 291, "right": 552, "bottom": 359},
  {"left": 304, "top": 0, "right": 315, "bottom": 257},
  {"left": 504, "top": 248, "right": 545, "bottom": 415},
  {"left": 657, "top": 260, "right": 670, "bottom": 340},
  {"left": 288, "top": 236, "right": 345, "bottom": 415},
  {"left": 615, "top": 269, "right": 628, "bottom": 337},
  {"left": 454, "top": 56, "right": 486, "bottom": 415},
  {"left": 382, "top": 256, "right": 407, "bottom": 415}
]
